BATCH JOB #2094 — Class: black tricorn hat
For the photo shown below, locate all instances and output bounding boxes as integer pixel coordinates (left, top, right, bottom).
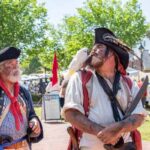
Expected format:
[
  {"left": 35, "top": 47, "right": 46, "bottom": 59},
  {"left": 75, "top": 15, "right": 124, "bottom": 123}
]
[
  {"left": 0, "top": 47, "right": 21, "bottom": 63},
  {"left": 94, "top": 27, "right": 131, "bottom": 69}
]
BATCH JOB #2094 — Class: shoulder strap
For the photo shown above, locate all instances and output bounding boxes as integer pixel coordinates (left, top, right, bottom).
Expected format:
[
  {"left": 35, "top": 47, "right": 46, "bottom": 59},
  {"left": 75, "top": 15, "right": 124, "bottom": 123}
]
[
  {"left": 96, "top": 72, "right": 123, "bottom": 121},
  {"left": 81, "top": 70, "right": 92, "bottom": 116}
]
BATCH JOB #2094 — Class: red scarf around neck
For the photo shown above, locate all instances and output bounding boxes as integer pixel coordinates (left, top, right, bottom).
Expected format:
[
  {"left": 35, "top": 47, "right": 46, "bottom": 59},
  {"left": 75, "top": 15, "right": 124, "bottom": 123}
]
[{"left": 0, "top": 79, "right": 23, "bottom": 131}]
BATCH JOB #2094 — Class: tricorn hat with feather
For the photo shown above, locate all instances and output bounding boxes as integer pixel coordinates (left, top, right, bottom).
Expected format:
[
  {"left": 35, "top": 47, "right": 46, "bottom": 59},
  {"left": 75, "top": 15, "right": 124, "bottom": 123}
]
[{"left": 94, "top": 27, "right": 131, "bottom": 70}]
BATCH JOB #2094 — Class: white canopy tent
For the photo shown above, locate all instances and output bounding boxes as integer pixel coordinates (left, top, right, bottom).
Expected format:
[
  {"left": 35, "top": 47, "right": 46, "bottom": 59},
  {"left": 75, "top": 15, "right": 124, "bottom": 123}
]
[{"left": 126, "top": 67, "right": 140, "bottom": 81}]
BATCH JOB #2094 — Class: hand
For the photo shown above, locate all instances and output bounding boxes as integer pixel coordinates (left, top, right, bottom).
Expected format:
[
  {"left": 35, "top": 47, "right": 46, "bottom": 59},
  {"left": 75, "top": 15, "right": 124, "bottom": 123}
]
[
  {"left": 97, "top": 123, "right": 122, "bottom": 145},
  {"left": 29, "top": 118, "right": 41, "bottom": 136}
]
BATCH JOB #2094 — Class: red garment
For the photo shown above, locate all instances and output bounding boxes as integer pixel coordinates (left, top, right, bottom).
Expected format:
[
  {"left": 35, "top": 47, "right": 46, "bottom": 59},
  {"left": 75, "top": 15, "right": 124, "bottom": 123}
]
[
  {"left": 0, "top": 79, "right": 23, "bottom": 130},
  {"left": 51, "top": 52, "right": 58, "bottom": 86},
  {"left": 132, "top": 130, "right": 142, "bottom": 150}
]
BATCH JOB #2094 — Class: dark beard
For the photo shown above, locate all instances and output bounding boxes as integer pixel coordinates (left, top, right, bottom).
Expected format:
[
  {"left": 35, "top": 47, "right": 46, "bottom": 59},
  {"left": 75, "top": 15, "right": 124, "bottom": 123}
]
[{"left": 90, "top": 55, "right": 104, "bottom": 68}]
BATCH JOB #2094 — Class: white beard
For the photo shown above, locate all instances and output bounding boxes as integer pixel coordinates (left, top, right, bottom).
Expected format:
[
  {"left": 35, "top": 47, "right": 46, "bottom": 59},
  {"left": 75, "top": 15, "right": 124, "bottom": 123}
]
[{"left": 7, "top": 68, "right": 21, "bottom": 83}]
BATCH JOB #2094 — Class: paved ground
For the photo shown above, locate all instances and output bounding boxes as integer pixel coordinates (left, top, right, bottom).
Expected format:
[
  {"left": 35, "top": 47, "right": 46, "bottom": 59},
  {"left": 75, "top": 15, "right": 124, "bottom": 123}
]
[
  {"left": 32, "top": 121, "right": 69, "bottom": 150},
  {"left": 33, "top": 121, "right": 150, "bottom": 150}
]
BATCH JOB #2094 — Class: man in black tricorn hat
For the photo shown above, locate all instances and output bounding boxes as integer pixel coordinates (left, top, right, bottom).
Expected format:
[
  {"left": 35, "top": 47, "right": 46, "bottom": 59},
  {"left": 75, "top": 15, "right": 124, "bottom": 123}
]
[
  {"left": 0, "top": 47, "right": 43, "bottom": 149},
  {"left": 63, "top": 28, "right": 147, "bottom": 150}
]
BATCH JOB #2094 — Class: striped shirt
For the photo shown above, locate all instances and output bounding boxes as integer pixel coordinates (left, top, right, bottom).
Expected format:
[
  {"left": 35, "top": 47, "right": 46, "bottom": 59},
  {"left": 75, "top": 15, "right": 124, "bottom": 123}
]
[{"left": 0, "top": 94, "right": 28, "bottom": 140}]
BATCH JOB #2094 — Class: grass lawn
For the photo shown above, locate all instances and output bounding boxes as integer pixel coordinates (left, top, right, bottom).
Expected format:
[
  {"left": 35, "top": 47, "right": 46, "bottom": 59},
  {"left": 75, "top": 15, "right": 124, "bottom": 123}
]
[
  {"left": 34, "top": 107, "right": 42, "bottom": 119},
  {"left": 139, "top": 110, "right": 150, "bottom": 141},
  {"left": 34, "top": 107, "right": 150, "bottom": 141},
  {"left": 139, "top": 117, "right": 150, "bottom": 141}
]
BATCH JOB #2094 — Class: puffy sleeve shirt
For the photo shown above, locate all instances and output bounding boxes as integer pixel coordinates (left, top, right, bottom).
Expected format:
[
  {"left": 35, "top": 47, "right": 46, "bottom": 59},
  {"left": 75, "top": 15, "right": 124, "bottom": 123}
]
[{"left": 63, "top": 72, "right": 147, "bottom": 150}]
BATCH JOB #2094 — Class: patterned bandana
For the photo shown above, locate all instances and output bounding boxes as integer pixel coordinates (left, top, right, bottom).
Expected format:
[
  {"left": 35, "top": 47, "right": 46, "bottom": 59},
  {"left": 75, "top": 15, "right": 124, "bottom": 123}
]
[{"left": 0, "top": 79, "right": 23, "bottom": 130}]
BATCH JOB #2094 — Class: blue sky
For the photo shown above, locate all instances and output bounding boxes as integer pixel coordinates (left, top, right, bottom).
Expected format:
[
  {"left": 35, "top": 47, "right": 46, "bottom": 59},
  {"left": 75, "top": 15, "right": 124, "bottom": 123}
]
[
  {"left": 37, "top": 0, "right": 85, "bottom": 25},
  {"left": 37, "top": 0, "right": 150, "bottom": 50},
  {"left": 37, "top": 0, "right": 150, "bottom": 25}
]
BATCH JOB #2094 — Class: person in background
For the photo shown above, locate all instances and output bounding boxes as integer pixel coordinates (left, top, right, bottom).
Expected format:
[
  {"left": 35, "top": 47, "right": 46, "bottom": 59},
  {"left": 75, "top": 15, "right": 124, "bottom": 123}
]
[
  {"left": 59, "top": 79, "right": 69, "bottom": 108},
  {"left": 0, "top": 47, "right": 43, "bottom": 150},
  {"left": 38, "top": 79, "right": 46, "bottom": 95}
]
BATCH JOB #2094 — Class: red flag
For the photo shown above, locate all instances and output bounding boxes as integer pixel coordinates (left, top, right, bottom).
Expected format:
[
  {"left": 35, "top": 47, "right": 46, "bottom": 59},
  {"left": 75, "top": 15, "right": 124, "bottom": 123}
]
[{"left": 51, "top": 52, "right": 58, "bottom": 86}]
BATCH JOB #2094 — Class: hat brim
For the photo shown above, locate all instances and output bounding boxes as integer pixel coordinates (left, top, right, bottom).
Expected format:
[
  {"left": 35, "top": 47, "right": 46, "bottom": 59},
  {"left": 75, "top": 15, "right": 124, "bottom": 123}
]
[
  {"left": 0, "top": 47, "right": 21, "bottom": 63},
  {"left": 95, "top": 40, "right": 129, "bottom": 69}
]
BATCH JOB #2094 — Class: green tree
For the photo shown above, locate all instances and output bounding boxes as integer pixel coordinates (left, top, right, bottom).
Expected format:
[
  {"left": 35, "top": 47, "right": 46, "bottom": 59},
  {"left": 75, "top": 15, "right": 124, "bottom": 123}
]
[
  {"left": 58, "top": 0, "right": 149, "bottom": 68},
  {"left": 0, "top": 0, "right": 49, "bottom": 50},
  {"left": 0, "top": 0, "right": 58, "bottom": 74},
  {"left": 22, "top": 56, "right": 42, "bottom": 74},
  {"left": 32, "top": 25, "right": 66, "bottom": 72},
  {"left": 21, "top": 32, "right": 65, "bottom": 74}
]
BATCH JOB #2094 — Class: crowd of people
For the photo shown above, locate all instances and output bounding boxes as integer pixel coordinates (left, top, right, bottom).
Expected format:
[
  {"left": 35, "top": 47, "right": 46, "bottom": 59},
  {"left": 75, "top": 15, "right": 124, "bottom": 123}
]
[
  {"left": 23, "top": 78, "right": 48, "bottom": 95},
  {"left": 0, "top": 27, "right": 148, "bottom": 150}
]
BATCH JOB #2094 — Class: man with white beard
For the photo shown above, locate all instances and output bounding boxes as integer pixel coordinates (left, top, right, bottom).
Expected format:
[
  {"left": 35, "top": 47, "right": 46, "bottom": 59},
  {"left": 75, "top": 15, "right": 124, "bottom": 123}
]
[{"left": 0, "top": 47, "right": 43, "bottom": 150}]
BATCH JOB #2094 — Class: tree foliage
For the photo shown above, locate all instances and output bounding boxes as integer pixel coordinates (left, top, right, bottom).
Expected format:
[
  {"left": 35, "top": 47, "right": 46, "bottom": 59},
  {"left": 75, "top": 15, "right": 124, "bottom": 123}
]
[
  {"left": 0, "top": 0, "right": 49, "bottom": 50},
  {"left": 1, "top": 0, "right": 150, "bottom": 73},
  {"left": 0, "top": 0, "right": 57, "bottom": 74},
  {"left": 58, "top": 0, "right": 149, "bottom": 68},
  {"left": 21, "top": 56, "right": 42, "bottom": 74},
  {"left": 21, "top": 27, "right": 66, "bottom": 74}
]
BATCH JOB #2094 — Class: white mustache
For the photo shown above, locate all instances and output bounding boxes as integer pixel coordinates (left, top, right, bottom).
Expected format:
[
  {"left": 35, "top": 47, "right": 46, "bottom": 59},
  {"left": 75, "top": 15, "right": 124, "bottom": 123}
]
[{"left": 7, "top": 68, "right": 21, "bottom": 83}]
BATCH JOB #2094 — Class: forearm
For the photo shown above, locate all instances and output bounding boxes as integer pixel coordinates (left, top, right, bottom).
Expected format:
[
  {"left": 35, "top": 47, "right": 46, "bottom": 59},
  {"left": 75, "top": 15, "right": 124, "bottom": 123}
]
[
  {"left": 119, "top": 114, "right": 145, "bottom": 133},
  {"left": 96, "top": 114, "right": 145, "bottom": 144},
  {"left": 65, "top": 109, "right": 104, "bottom": 135}
]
